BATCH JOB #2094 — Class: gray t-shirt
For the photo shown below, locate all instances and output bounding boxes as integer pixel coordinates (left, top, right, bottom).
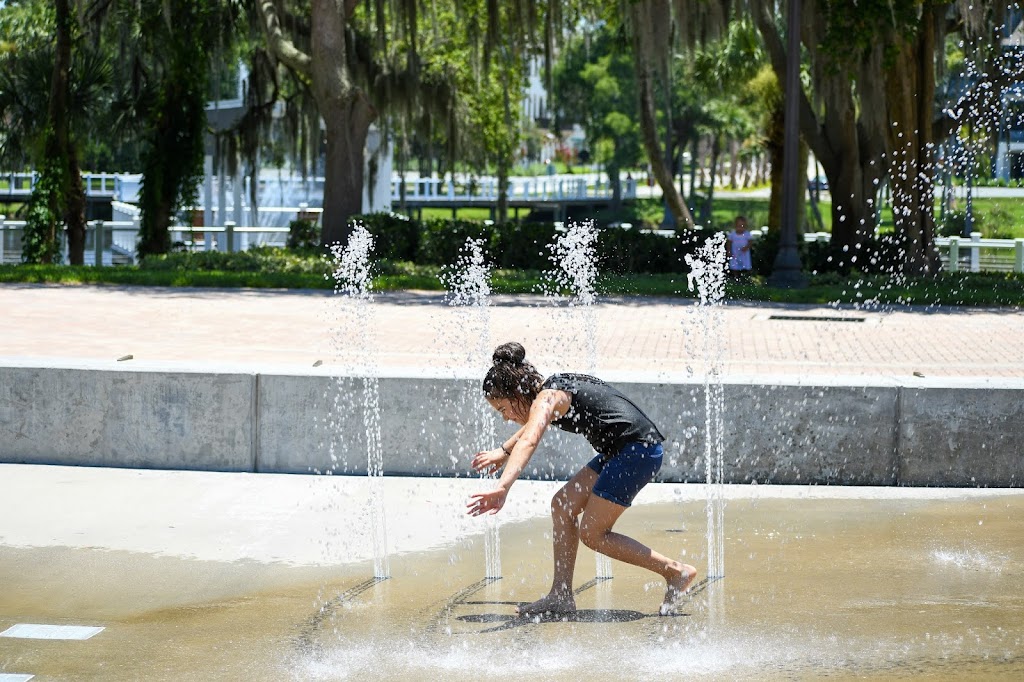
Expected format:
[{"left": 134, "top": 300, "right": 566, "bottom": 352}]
[{"left": 542, "top": 373, "right": 665, "bottom": 455}]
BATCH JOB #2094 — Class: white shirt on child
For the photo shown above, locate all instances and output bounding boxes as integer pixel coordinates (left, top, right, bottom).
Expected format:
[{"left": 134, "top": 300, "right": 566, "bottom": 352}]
[{"left": 728, "top": 230, "right": 753, "bottom": 271}]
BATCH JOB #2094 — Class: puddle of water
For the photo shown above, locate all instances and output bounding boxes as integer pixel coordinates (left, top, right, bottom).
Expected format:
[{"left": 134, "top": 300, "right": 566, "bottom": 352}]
[{"left": 1, "top": 495, "right": 1022, "bottom": 680}]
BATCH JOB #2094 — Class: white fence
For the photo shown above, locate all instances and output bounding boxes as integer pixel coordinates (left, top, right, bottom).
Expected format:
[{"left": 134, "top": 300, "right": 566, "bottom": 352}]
[
  {"left": 779, "top": 230, "right": 1024, "bottom": 273},
  {"left": 0, "top": 216, "right": 296, "bottom": 266},
  {"left": 3, "top": 170, "right": 634, "bottom": 207},
  {"left": 937, "top": 233, "right": 1024, "bottom": 273}
]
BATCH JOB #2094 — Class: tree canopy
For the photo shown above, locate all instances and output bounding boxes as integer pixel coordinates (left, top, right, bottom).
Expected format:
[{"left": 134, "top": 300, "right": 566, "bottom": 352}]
[{"left": 0, "top": 0, "right": 1019, "bottom": 274}]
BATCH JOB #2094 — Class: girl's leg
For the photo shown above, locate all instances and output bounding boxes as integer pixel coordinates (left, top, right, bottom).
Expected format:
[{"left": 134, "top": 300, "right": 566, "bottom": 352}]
[
  {"left": 517, "top": 465, "right": 598, "bottom": 616},
  {"left": 578, "top": 495, "right": 697, "bottom": 613}
]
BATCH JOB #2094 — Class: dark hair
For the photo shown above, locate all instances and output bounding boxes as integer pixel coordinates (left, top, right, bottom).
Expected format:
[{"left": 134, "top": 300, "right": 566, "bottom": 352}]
[{"left": 482, "top": 342, "right": 543, "bottom": 403}]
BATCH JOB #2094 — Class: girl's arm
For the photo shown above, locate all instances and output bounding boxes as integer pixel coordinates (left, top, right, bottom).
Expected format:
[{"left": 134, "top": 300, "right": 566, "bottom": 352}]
[
  {"left": 501, "top": 423, "right": 528, "bottom": 456},
  {"left": 496, "top": 390, "right": 567, "bottom": 489},
  {"left": 467, "top": 389, "right": 571, "bottom": 516},
  {"left": 471, "top": 424, "right": 527, "bottom": 473}
]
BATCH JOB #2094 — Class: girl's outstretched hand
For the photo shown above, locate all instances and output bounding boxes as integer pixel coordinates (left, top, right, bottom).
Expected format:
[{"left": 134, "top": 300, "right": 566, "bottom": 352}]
[
  {"left": 471, "top": 448, "right": 508, "bottom": 474},
  {"left": 467, "top": 487, "right": 507, "bottom": 516}
]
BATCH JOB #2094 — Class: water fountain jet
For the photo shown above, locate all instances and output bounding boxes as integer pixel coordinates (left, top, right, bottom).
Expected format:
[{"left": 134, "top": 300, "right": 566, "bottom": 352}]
[{"left": 329, "top": 223, "right": 390, "bottom": 579}]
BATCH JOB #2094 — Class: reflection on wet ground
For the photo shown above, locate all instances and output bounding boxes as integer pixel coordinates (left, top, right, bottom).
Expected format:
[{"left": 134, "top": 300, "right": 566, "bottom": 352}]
[{"left": 2, "top": 491, "right": 1022, "bottom": 681}]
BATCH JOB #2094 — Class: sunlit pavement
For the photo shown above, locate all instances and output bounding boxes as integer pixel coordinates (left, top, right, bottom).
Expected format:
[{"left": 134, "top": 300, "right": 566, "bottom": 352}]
[
  {"left": 2, "top": 283, "right": 1023, "bottom": 680},
  {"left": 3, "top": 284, "right": 1023, "bottom": 379}
]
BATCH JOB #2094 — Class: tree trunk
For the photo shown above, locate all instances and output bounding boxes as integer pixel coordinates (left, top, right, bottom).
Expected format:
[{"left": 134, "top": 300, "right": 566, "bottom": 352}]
[
  {"left": 64, "top": 146, "right": 87, "bottom": 265},
  {"left": 752, "top": 0, "right": 886, "bottom": 267},
  {"left": 497, "top": 84, "right": 512, "bottom": 225},
  {"left": 766, "top": 97, "right": 784, "bottom": 232},
  {"left": 309, "top": 0, "right": 377, "bottom": 247},
  {"left": 633, "top": 50, "right": 694, "bottom": 229},
  {"left": 702, "top": 135, "right": 721, "bottom": 226},
  {"left": 609, "top": 162, "right": 622, "bottom": 210},
  {"left": 884, "top": 2, "right": 941, "bottom": 275},
  {"left": 729, "top": 139, "right": 740, "bottom": 188},
  {"left": 321, "top": 98, "right": 373, "bottom": 246},
  {"left": 796, "top": 141, "right": 809, "bottom": 237},
  {"left": 687, "top": 137, "right": 698, "bottom": 205},
  {"left": 46, "top": 0, "right": 73, "bottom": 264},
  {"left": 138, "top": 150, "right": 176, "bottom": 256}
]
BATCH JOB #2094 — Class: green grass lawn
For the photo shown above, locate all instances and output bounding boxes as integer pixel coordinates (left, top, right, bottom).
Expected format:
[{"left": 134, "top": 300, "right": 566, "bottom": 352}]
[{"left": 412, "top": 207, "right": 497, "bottom": 222}]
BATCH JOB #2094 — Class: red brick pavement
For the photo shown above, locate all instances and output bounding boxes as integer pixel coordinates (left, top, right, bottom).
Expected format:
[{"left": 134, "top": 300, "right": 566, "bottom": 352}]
[{"left": 4, "top": 284, "right": 1022, "bottom": 379}]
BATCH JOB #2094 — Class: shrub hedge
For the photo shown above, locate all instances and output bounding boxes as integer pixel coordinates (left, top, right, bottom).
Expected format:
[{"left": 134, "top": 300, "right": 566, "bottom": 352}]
[
  {"left": 144, "top": 213, "right": 934, "bottom": 279},
  {"left": 350, "top": 213, "right": 707, "bottom": 275}
]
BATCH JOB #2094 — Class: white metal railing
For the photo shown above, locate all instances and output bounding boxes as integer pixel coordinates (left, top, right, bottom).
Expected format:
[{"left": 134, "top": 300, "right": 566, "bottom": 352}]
[
  {"left": 745, "top": 229, "right": 1024, "bottom": 273},
  {"left": 0, "top": 215, "right": 296, "bottom": 265},
  {"left": 170, "top": 224, "right": 290, "bottom": 253},
  {"left": 391, "top": 174, "right": 638, "bottom": 202},
  {"left": 936, "top": 233, "right": 1024, "bottom": 273},
  {"left": 1, "top": 171, "right": 143, "bottom": 201}
]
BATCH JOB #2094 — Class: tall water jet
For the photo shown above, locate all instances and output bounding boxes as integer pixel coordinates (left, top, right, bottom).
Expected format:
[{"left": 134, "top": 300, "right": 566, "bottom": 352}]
[
  {"left": 441, "top": 237, "right": 501, "bottom": 579},
  {"left": 329, "top": 223, "right": 390, "bottom": 579},
  {"left": 546, "top": 219, "right": 610, "bottom": 579},
  {"left": 685, "top": 232, "right": 727, "bottom": 596}
]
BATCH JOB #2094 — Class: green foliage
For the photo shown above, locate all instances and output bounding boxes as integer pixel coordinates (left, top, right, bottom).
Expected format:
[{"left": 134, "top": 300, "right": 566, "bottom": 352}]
[
  {"left": 141, "top": 245, "right": 331, "bottom": 275},
  {"left": 491, "top": 222, "right": 559, "bottom": 270},
  {"left": 0, "top": 0, "right": 54, "bottom": 60},
  {"left": 820, "top": 0, "right": 921, "bottom": 68},
  {"left": 554, "top": 24, "right": 641, "bottom": 176},
  {"left": 287, "top": 219, "right": 319, "bottom": 250},
  {"left": 417, "top": 218, "right": 495, "bottom": 266},
  {"left": 21, "top": 149, "right": 65, "bottom": 264},
  {"left": 939, "top": 209, "right": 977, "bottom": 238},
  {"left": 133, "top": 0, "right": 225, "bottom": 257},
  {"left": 351, "top": 213, "right": 420, "bottom": 261},
  {"left": 597, "top": 228, "right": 701, "bottom": 275},
  {"left": 940, "top": 204, "right": 1019, "bottom": 240}
]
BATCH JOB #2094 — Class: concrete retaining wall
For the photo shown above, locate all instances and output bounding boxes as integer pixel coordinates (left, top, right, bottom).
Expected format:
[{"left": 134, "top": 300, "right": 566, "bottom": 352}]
[{"left": 1, "top": 362, "right": 1021, "bottom": 486}]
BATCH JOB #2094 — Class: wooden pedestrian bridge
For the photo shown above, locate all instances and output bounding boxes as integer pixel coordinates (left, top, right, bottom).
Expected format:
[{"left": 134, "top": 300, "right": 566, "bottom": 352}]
[{"left": 390, "top": 173, "right": 639, "bottom": 220}]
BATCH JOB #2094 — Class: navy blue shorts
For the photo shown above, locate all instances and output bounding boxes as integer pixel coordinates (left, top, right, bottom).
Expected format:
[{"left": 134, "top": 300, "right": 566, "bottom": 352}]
[{"left": 586, "top": 442, "right": 664, "bottom": 508}]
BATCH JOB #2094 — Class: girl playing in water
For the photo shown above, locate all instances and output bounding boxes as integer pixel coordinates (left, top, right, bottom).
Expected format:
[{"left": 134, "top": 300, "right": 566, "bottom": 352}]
[{"left": 467, "top": 342, "right": 697, "bottom": 616}]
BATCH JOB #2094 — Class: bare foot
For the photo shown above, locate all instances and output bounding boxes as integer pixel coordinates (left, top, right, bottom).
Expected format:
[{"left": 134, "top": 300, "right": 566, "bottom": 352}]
[
  {"left": 659, "top": 563, "right": 697, "bottom": 616},
  {"left": 516, "top": 592, "right": 576, "bottom": 617}
]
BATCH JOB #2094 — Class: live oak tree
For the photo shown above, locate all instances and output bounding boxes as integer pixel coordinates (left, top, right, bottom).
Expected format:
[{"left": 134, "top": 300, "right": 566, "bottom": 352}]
[{"left": 252, "top": 0, "right": 570, "bottom": 246}]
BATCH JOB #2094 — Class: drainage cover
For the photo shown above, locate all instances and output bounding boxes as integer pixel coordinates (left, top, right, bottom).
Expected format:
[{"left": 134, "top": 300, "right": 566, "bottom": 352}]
[
  {"left": 0, "top": 624, "right": 104, "bottom": 640},
  {"left": 768, "top": 315, "right": 866, "bottom": 322}
]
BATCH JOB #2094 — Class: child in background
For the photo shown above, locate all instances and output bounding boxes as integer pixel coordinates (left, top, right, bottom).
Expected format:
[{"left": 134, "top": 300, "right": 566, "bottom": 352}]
[{"left": 727, "top": 215, "right": 753, "bottom": 278}]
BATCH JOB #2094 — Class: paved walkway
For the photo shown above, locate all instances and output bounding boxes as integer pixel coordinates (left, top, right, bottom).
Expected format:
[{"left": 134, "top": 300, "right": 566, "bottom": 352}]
[{"left": 3, "top": 283, "right": 1022, "bottom": 379}]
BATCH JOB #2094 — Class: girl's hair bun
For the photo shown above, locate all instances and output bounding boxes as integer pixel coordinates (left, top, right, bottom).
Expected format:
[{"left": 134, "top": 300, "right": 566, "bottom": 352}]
[{"left": 492, "top": 342, "right": 526, "bottom": 366}]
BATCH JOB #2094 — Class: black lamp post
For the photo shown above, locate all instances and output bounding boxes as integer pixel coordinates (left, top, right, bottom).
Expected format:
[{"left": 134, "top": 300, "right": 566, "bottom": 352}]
[{"left": 768, "top": 0, "right": 808, "bottom": 288}]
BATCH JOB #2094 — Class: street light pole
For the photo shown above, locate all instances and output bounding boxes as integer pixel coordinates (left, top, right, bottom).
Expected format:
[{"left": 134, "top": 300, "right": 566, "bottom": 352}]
[{"left": 768, "top": 0, "right": 808, "bottom": 288}]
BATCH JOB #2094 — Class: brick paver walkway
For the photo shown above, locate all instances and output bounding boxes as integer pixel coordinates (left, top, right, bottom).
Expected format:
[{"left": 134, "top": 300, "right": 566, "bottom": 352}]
[{"left": 4, "top": 284, "right": 1022, "bottom": 379}]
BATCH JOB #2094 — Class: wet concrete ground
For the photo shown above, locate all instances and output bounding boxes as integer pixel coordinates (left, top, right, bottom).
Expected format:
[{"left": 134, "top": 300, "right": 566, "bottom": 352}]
[
  {"left": 3, "top": 284, "right": 1022, "bottom": 679},
  {"left": 1, "top": 466, "right": 1021, "bottom": 681}
]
